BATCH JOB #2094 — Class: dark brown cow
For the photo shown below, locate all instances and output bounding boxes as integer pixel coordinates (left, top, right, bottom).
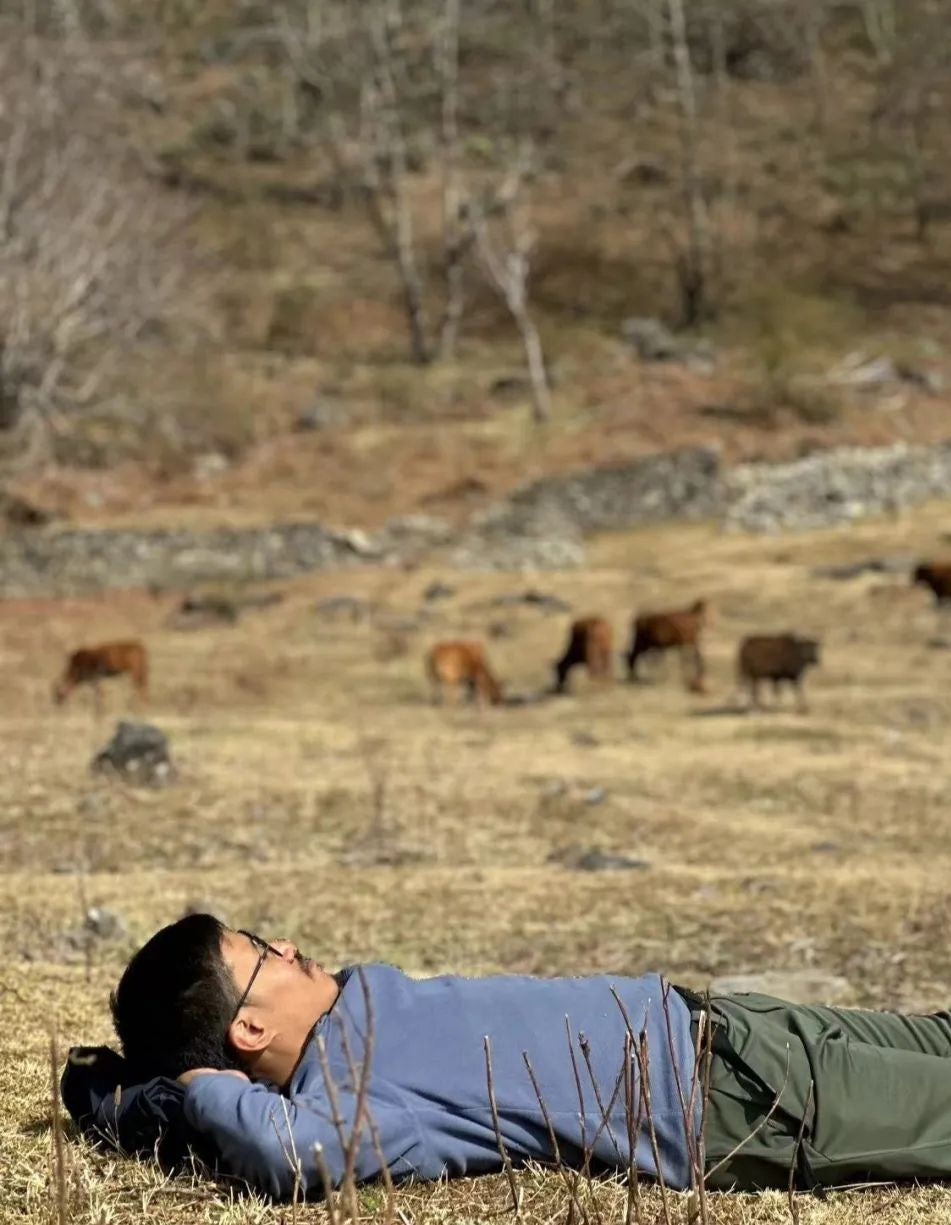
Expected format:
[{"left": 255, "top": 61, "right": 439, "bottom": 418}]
[
  {"left": 737, "top": 634, "right": 820, "bottom": 712},
  {"left": 553, "top": 616, "right": 613, "bottom": 694},
  {"left": 625, "top": 599, "right": 707, "bottom": 692},
  {"left": 53, "top": 640, "right": 149, "bottom": 707},
  {"left": 425, "top": 641, "right": 503, "bottom": 706},
  {"left": 912, "top": 562, "right": 951, "bottom": 604}
]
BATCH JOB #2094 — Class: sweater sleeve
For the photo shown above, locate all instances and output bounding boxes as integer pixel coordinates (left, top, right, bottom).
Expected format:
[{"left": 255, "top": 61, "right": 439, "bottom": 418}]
[{"left": 182, "top": 1073, "right": 425, "bottom": 1199}]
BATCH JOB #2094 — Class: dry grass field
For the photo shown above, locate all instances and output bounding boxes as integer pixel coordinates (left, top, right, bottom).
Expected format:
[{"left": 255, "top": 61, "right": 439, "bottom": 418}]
[{"left": 6, "top": 501, "right": 951, "bottom": 1224}]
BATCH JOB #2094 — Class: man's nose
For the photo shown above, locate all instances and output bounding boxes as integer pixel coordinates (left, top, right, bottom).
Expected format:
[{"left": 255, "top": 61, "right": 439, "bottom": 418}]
[{"left": 273, "top": 939, "right": 298, "bottom": 961}]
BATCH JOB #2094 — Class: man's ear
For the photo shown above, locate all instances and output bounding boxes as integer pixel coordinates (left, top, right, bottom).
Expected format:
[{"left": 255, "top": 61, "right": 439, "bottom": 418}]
[{"left": 228, "top": 1011, "right": 272, "bottom": 1057}]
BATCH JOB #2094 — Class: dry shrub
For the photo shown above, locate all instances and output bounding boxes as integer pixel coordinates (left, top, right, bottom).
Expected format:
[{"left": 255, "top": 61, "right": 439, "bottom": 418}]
[
  {"left": 0, "top": 26, "right": 217, "bottom": 469},
  {"left": 731, "top": 285, "right": 857, "bottom": 425}
]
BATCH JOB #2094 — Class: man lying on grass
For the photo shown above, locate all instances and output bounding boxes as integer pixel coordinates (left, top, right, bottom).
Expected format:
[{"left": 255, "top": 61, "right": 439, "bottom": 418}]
[{"left": 64, "top": 913, "right": 951, "bottom": 1198}]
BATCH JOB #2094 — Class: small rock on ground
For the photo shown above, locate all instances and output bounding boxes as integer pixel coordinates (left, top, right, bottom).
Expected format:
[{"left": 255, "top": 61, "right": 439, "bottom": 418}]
[{"left": 91, "top": 721, "right": 176, "bottom": 788}]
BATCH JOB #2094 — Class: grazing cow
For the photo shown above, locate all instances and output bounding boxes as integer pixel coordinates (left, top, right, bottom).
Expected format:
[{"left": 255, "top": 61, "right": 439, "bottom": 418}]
[
  {"left": 53, "top": 640, "right": 148, "bottom": 708},
  {"left": 425, "top": 641, "right": 503, "bottom": 706},
  {"left": 737, "top": 634, "right": 820, "bottom": 712},
  {"left": 553, "top": 616, "right": 614, "bottom": 693},
  {"left": 912, "top": 562, "right": 951, "bottom": 604},
  {"left": 625, "top": 599, "right": 708, "bottom": 691}
]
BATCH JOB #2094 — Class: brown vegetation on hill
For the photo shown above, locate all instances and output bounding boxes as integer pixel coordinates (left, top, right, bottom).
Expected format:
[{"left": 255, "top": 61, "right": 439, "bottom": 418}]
[{"left": 3, "top": 0, "right": 951, "bottom": 525}]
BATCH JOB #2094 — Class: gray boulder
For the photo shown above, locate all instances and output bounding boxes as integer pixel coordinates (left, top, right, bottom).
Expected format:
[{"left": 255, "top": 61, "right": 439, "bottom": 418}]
[{"left": 91, "top": 721, "right": 176, "bottom": 788}]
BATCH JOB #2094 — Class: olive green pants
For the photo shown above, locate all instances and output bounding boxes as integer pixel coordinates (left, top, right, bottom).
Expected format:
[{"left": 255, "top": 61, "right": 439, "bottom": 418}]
[{"left": 681, "top": 990, "right": 951, "bottom": 1191}]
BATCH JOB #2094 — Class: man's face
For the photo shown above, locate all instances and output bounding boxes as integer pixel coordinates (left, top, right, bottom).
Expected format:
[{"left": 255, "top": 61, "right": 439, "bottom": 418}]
[{"left": 220, "top": 929, "right": 340, "bottom": 1073}]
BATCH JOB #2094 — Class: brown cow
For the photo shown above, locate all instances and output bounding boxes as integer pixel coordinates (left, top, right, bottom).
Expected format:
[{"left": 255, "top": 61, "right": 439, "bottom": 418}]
[
  {"left": 625, "top": 599, "right": 707, "bottom": 691},
  {"left": 553, "top": 616, "right": 613, "bottom": 694},
  {"left": 425, "top": 641, "right": 503, "bottom": 706},
  {"left": 736, "top": 634, "right": 820, "bottom": 712},
  {"left": 912, "top": 562, "right": 951, "bottom": 604},
  {"left": 53, "top": 640, "right": 149, "bottom": 708}
]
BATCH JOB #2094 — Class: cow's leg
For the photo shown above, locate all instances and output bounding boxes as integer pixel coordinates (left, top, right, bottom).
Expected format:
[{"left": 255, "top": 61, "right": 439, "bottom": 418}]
[
  {"left": 795, "top": 677, "right": 809, "bottom": 714},
  {"left": 590, "top": 647, "right": 610, "bottom": 685},
  {"left": 750, "top": 678, "right": 763, "bottom": 709},
  {"left": 682, "top": 643, "right": 704, "bottom": 691}
]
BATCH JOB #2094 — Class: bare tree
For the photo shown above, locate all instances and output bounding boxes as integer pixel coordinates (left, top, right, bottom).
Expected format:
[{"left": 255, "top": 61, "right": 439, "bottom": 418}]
[
  {"left": 0, "top": 33, "right": 198, "bottom": 464},
  {"left": 464, "top": 151, "right": 552, "bottom": 424},
  {"left": 277, "top": 0, "right": 436, "bottom": 364},
  {"left": 436, "top": 0, "right": 464, "bottom": 359},
  {"left": 799, "top": 0, "right": 829, "bottom": 131},
  {"left": 861, "top": 0, "right": 897, "bottom": 65},
  {"left": 666, "top": 0, "right": 714, "bottom": 325},
  {"left": 869, "top": 6, "right": 951, "bottom": 242},
  {"left": 359, "top": 0, "right": 434, "bottom": 364}
]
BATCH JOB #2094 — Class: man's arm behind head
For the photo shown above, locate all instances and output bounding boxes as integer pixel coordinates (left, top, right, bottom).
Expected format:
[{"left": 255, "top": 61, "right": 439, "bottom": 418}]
[{"left": 60, "top": 1045, "right": 211, "bottom": 1169}]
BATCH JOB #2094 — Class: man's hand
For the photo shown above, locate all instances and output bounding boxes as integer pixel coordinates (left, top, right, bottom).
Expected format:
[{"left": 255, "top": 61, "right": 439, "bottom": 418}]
[{"left": 178, "top": 1068, "right": 250, "bottom": 1087}]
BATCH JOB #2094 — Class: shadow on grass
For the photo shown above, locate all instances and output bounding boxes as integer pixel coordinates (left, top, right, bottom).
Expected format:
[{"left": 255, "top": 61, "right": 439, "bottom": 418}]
[
  {"left": 688, "top": 703, "right": 751, "bottom": 718},
  {"left": 21, "top": 1115, "right": 80, "bottom": 1140}
]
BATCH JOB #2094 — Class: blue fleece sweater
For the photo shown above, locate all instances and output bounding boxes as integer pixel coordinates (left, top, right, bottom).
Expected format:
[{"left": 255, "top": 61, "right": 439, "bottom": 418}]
[{"left": 183, "top": 964, "right": 699, "bottom": 1198}]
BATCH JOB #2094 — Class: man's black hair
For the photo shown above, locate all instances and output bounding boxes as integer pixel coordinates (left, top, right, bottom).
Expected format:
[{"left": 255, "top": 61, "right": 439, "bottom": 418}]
[{"left": 110, "top": 913, "right": 242, "bottom": 1080}]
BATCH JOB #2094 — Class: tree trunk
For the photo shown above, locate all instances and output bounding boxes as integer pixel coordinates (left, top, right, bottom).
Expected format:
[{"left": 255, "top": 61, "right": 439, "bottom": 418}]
[
  {"left": 437, "top": 0, "right": 464, "bottom": 360},
  {"left": 667, "top": 0, "right": 713, "bottom": 325},
  {"left": 514, "top": 308, "right": 552, "bottom": 424}
]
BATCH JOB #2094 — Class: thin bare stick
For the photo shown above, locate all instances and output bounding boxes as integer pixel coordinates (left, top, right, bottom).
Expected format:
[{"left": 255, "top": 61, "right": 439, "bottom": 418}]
[
  {"left": 704, "top": 1046, "right": 792, "bottom": 1183},
  {"left": 314, "top": 1032, "right": 356, "bottom": 1210},
  {"left": 787, "top": 1080, "right": 815, "bottom": 1222},
  {"left": 272, "top": 1099, "right": 303, "bottom": 1221},
  {"left": 483, "top": 1035, "right": 521, "bottom": 1215},
  {"left": 313, "top": 1142, "right": 342, "bottom": 1225},
  {"left": 608, "top": 991, "right": 672, "bottom": 1225},
  {"left": 633, "top": 1030, "right": 673, "bottom": 1225},
  {"left": 563, "top": 1016, "right": 596, "bottom": 1190},
  {"left": 577, "top": 1031, "right": 627, "bottom": 1166},
  {"left": 621, "top": 1031, "right": 641, "bottom": 1225},
  {"left": 659, "top": 982, "right": 707, "bottom": 1221},
  {"left": 49, "top": 1029, "right": 68, "bottom": 1225},
  {"left": 522, "top": 1050, "right": 589, "bottom": 1225},
  {"left": 334, "top": 967, "right": 378, "bottom": 1220}
]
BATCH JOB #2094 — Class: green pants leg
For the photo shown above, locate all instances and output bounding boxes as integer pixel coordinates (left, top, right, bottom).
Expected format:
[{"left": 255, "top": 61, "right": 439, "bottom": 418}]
[{"left": 696, "top": 992, "right": 951, "bottom": 1190}]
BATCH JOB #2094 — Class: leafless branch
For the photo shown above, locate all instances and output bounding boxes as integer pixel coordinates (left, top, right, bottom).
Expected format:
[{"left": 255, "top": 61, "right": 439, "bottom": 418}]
[
  {"left": 49, "top": 1027, "right": 69, "bottom": 1225},
  {"left": 483, "top": 1035, "right": 522, "bottom": 1215},
  {"left": 522, "top": 1050, "right": 590, "bottom": 1225}
]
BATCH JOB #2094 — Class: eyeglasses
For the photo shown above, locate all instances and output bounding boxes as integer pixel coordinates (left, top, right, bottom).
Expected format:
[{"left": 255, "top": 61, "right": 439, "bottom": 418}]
[{"left": 230, "top": 930, "right": 283, "bottom": 1022}]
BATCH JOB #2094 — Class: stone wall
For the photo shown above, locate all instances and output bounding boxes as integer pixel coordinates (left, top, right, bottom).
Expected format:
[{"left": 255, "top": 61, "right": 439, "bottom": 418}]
[
  {"left": 449, "top": 446, "right": 722, "bottom": 569},
  {"left": 725, "top": 440, "right": 951, "bottom": 533},
  {"left": 4, "top": 440, "right": 951, "bottom": 594},
  {"left": 497, "top": 445, "right": 724, "bottom": 534},
  {"left": 0, "top": 522, "right": 371, "bottom": 597}
]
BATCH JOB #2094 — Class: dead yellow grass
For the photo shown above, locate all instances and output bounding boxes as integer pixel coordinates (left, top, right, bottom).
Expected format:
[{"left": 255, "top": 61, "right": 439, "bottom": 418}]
[{"left": 5, "top": 502, "right": 951, "bottom": 1222}]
